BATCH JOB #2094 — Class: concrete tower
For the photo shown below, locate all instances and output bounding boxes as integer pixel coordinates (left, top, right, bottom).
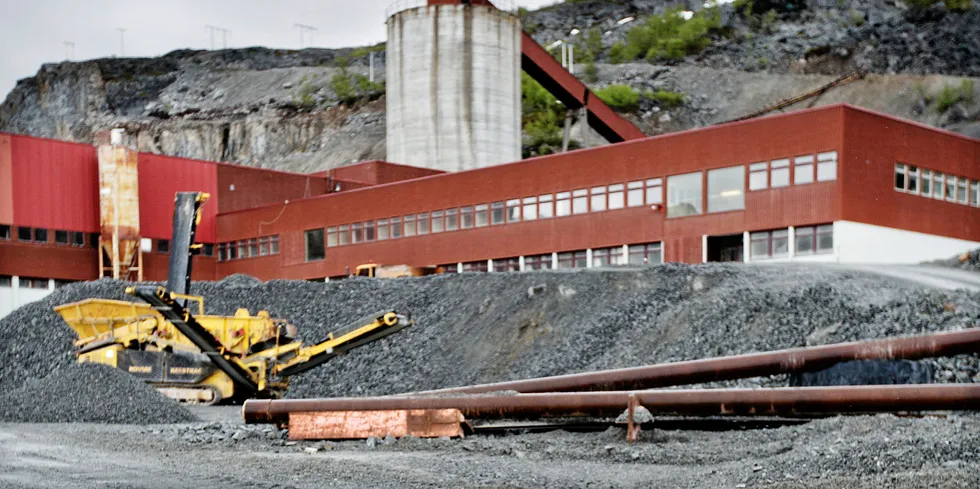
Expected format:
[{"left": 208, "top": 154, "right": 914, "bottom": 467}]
[{"left": 385, "top": 0, "right": 522, "bottom": 172}]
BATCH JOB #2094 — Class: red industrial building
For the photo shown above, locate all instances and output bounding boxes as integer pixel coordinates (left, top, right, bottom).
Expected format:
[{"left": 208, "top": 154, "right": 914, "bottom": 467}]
[{"left": 1, "top": 103, "right": 979, "bottom": 316}]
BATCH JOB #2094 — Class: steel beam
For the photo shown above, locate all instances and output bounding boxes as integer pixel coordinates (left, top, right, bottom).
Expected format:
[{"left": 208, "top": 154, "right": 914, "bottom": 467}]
[
  {"left": 243, "top": 384, "right": 980, "bottom": 424},
  {"left": 409, "top": 327, "right": 980, "bottom": 395}
]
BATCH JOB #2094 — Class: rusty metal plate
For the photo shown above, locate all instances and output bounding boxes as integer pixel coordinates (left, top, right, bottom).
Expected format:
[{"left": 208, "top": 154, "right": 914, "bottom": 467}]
[{"left": 288, "top": 409, "right": 465, "bottom": 440}]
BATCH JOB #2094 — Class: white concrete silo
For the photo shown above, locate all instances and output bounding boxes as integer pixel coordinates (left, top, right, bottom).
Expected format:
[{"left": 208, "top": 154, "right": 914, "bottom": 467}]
[{"left": 385, "top": 1, "right": 522, "bottom": 172}]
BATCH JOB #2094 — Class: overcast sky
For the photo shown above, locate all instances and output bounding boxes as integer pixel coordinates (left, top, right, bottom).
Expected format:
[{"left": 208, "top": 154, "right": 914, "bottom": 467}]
[{"left": 0, "top": 0, "right": 559, "bottom": 99}]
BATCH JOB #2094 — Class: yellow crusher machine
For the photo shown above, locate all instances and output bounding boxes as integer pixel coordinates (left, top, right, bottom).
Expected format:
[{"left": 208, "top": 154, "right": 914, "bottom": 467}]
[{"left": 55, "top": 192, "right": 413, "bottom": 404}]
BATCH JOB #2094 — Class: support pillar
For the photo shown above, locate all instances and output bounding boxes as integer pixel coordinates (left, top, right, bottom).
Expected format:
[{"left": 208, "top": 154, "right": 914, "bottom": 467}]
[
  {"left": 519, "top": 256, "right": 526, "bottom": 272},
  {"left": 622, "top": 244, "right": 629, "bottom": 266},
  {"left": 551, "top": 252, "right": 559, "bottom": 270},
  {"left": 743, "top": 231, "right": 751, "bottom": 263},
  {"left": 788, "top": 226, "right": 796, "bottom": 260},
  {"left": 586, "top": 249, "right": 594, "bottom": 268},
  {"left": 702, "top": 235, "right": 708, "bottom": 263}
]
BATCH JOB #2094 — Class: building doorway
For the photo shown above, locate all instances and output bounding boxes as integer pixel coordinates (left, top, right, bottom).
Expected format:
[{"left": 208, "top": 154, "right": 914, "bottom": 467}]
[{"left": 707, "top": 234, "right": 744, "bottom": 262}]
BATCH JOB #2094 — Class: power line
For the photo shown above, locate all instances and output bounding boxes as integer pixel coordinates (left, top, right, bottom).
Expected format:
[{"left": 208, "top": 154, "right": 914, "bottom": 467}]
[
  {"left": 205, "top": 25, "right": 231, "bottom": 50},
  {"left": 63, "top": 41, "right": 75, "bottom": 60},
  {"left": 294, "top": 23, "right": 318, "bottom": 48},
  {"left": 116, "top": 28, "right": 126, "bottom": 57}
]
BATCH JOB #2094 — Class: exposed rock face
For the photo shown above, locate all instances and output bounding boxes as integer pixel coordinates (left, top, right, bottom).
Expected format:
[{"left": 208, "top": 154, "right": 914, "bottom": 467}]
[{"left": 0, "top": 47, "right": 387, "bottom": 172}]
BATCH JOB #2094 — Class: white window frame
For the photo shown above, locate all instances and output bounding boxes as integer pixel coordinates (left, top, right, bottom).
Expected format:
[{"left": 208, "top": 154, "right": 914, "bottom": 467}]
[
  {"left": 522, "top": 197, "right": 537, "bottom": 220},
  {"left": 645, "top": 178, "right": 663, "bottom": 205},
  {"left": 431, "top": 211, "right": 444, "bottom": 233},
  {"left": 627, "top": 181, "right": 644, "bottom": 207},
  {"left": 608, "top": 184, "right": 625, "bottom": 209},
  {"left": 538, "top": 194, "right": 554, "bottom": 219},
  {"left": 794, "top": 155, "right": 815, "bottom": 185},
  {"left": 590, "top": 186, "right": 606, "bottom": 212},
  {"left": 816, "top": 151, "right": 837, "bottom": 182},
  {"left": 749, "top": 162, "right": 767, "bottom": 190},
  {"left": 506, "top": 199, "right": 521, "bottom": 223},
  {"left": 572, "top": 189, "right": 588, "bottom": 214},
  {"left": 771, "top": 159, "right": 790, "bottom": 188},
  {"left": 490, "top": 202, "right": 505, "bottom": 225},
  {"left": 556, "top": 192, "right": 572, "bottom": 216}
]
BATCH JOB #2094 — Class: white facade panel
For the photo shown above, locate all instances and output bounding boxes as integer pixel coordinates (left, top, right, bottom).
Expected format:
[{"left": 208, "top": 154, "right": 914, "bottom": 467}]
[
  {"left": 834, "top": 220, "right": 980, "bottom": 264},
  {"left": 0, "top": 277, "right": 55, "bottom": 320},
  {"left": 386, "top": 4, "right": 522, "bottom": 172}
]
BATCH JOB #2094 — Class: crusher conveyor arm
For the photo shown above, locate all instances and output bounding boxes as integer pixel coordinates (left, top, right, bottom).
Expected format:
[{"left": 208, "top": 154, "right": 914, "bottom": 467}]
[
  {"left": 274, "top": 310, "right": 413, "bottom": 377},
  {"left": 127, "top": 285, "right": 259, "bottom": 394}
]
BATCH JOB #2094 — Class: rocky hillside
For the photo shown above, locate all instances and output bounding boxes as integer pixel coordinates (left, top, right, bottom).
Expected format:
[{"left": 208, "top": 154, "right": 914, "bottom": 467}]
[{"left": 0, "top": 0, "right": 976, "bottom": 173}]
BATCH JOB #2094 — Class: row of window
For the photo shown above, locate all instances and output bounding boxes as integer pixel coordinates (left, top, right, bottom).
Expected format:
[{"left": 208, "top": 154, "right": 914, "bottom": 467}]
[
  {"left": 749, "top": 225, "right": 834, "bottom": 260},
  {"left": 1, "top": 225, "right": 95, "bottom": 248},
  {"left": 452, "top": 243, "right": 665, "bottom": 274},
  {"left": 894, "top": 164, "right": 980, "bottom": 207},
  {"left": 217, "top": 236, "right": 281, "bottom": 262},
  {"left": 748, "top": 152, "right": 838, "bottom": 191},
  {"left": 0, "top": 276, "right": 76, "bottom": 289}
]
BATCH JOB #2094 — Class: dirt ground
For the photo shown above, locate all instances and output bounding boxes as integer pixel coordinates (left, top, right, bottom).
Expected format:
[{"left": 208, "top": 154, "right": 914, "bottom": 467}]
[{"left": 1, "top": 407, "right": 978, "bottom": 489}]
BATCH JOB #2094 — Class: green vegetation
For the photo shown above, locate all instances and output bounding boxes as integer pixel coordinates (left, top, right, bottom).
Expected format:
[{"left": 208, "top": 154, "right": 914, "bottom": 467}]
[
  {"left": 906, "top": 0, "right": 973, "bottom": 9},
  {"left": 848, "top": 9, "right": 866, "bottom": 26},
  {"left": 614, "top": 6, "right": 722, "bottom": 63},
  {"left": 350, "top": 43, "right": 385, "bottom": 58},
  {"left": 522, "top": 72, "right": 576, "bottom": 158},
  {"left": 733, "top": 0, "right": 780, "bottom": 34},
  {"left": 583, "top": 60, "right": 599, "bottom": 83},
  {"left": 936, "top": 79, "right": 976, "bottom": 113},
  {"left": 647, "top": 89, "right": 685, "bottom": 107},
  {"left": 595, "top": 84, "right": 640, "bottom": 111}
]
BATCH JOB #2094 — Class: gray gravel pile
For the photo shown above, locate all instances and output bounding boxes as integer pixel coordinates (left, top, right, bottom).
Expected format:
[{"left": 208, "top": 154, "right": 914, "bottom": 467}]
[
  {"left": 0, "top": 363, "right": 194, "bottom": 424},
  {"left": 932, "top": 248, "right": 980, "bottom": 272},
  {"left": 3, "top": 264, "right": 979, "bottom": 410}
]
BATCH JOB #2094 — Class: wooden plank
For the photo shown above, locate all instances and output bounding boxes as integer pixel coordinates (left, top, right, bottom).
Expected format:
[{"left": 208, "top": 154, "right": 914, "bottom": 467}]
[{"left": 288, "top": 409, "right": 465, "bottom": 440}]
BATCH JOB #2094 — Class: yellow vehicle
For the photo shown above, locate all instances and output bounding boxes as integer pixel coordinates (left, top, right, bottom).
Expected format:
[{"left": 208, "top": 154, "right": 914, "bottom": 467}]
[
  {"left": 354, "top": 263, "right": 446, "bottom": 278},
  {"left": 55, "top": 192, "right": 412, "bottom": 404}
]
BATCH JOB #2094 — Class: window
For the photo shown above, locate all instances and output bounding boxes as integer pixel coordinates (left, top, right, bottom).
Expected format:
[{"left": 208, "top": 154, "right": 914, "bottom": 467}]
[
  {"left": 461, "top": 206, "right": 474, "bottom": 229},
  {"left": 771, "top": 159, "right": 790, "bottom": 188},
  {"left": 238, "top": 240, "right": 247, "bottom": 258},
  {"left": 795, "top": 226, "right": 814, "bottom": 255},
  {"left": 259, "top": 237, "right": 270, "bottom": 255},
  {"left": 446, "top": 209, "right": 458, "bottom": 231},
  {"left": 750, "top": 229, "right": 789, "bottom": 260},
  {"left": 749, "top": 163, "right": 767, "bottom": 190},
  {"left": 795, "top": 225, "right": 833, "bottom": 255},
  {"left": 590, "top": 186, "right": 607, "bottom": 212},
  {"left": 378, "top": 219, "right": 390, "bottom": 240},
  {"left": 646, "top": 178, "right": 663, "bottom": 205},
  {"left": 55, "top": 230, "right": 69, "bottom": 245},
  {"left": 90, "top": 233, "right": 99, "bottom": 248},
  {"left": 71, "top": 231, "right": 84, "bottom": 247},
  {"left": 229, "top": 242, "right": 239, "bottom": 260},
  {"left": 352, "top": 223, "right": 364, "bottom": 243},
  {"left": 158, "top": 239, "right": 170, "bottom": 253},
  {"left": 957, "top": 178, "right": 968, "bottom": 204},
  {"left": 558, "top": 251, "right": 588, "bottom": 269},
  {"left": 907, "top": 165, "right": 919, "bottom": 194},
  {"left": 933, "top": 172, "right": 944, "bottom": 199},
  {"left": 0, "top": 276, "right": 11, "bottom": 287},
  {"left": 34, "top": 228, "right": 48, "bottom": 243},
  {"left": 794, "top": 155, "right": 814, "bottom": 185},
  {"left": 921, "top": 170, "right": 932, "bottom": 195},
  {"left": 538, "top": 195, "right": 553, "bottom": 219},
  {"left": 572, "top": 189, "right": 588, "bottom": 214},
  {"left": 816, "top": 225, "right": 833, "bottom": 253},
  {"left": 337, "top": 224, "right": 350, "bottom": 245},
  {"left": 248, "top": 238, "right": 258, "bottom": 257},
  {"left": 946, "top": 175, "right": 956, "bottom": 201},
  {"left": 462, "top": 261, "right": 488, "bottom": 273},
  {"left": 524, "top": 254, "right": 552, "bottom": 270},
  {"left": 270, "top": 236, "right": 279, "bottom": 254},
  {"left": 305, "top": 229, "right": 325, "bottom": 261},
  {"left": 203, "top": 243, "right": 214, "bottom": 257},
  {"left": 490, "top": 202, "right": 505, "bottom": 225},
  {"left": 628, "top": 243, "right": 662, "bottom": 265},
  {"left": 431, "top": 212, "right": 444, "bottom": 233},
  {"left": 493, "top": 257, "right": 520, "bottom": 272},
  {"left": 327, "top": 227, "right": 338, "bottom": 247},
  {"left": 218, "top": 243, "right": 227, "bottom": 261},
  {"left": 522, "top": 197, "right": 537, "bottom": 220},
  {"left": 707, "top": 166, "right": 745, "bottom": 213},
  {"left": 404, "top": 215, "right": 416, "bottom": 236},
  {"left": 556, "top": 192, "right": 571, "bottom": 216},
  {"left": 390, "top": 217, "right": 402, "bottom": 238},
  {"left": 417, "top": 213, "right": 429, "bottom": 234},
  {"left": 894, "top": 163, "right": 907, "bottom": 191},
  {"left": 592, "top": 247, "right": 625, "bottom": 267},
  {"left": 627, "top": 181, "right": 644, "bottom": 207},
  {"left": 971, "top": 181, "right": 979, "bottom": 207},
  {"left": 506, "top": 199, "right": 520, "bottom": 222},
  {"left": 817, "top": 152, "right": 837, "bottom": 182},
  {"left": 365, "top": 221, "right": 377, "bottom": 241},
  {"left": 475, "top": 204, "right": 489, "bottom": 227},
  {"left": 608, "top": 184, "right": 625, "bottom": 209},
  {"left": 0, "top": 225, "right": 9, "bottom": 240},
  {"left": 20, "top": 277, "right": 49, "bottom": 289},
  {"left": 666, "top": 172, "right": 703, "bottom": 218}
]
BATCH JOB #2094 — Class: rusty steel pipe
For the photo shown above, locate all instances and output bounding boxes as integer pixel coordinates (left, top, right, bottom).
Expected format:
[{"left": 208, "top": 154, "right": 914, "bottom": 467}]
[
  {"left": 243, "top": 384, "right": 980, "bottom": 424},
  {"left": 408, "top": 327, "right": 980, "bottom": 395}
]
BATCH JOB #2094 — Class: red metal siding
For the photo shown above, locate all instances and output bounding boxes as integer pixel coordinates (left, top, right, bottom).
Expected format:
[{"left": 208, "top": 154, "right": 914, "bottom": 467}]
[
  {"left": 216, "top": 163, "right": 327, "bottom": 214},
  {"left": 138, "top": 154, "right": 218, "bottom": 242},
  {"left": 218, "top": 106, "right": 845, "bottom": 277},
  {"left": 141, "top": 252, "right": 217, "bottom": 282},
  {"left": 0, "top": 241, "right": 98, "bottom": 281},
  {"left": 329, "top": 161, "right": 445, "bottom": 186},
  {"left": 9, "top": 134, "right": 99, "bottom": 232},
  {"left": 744, "top": 182, "right": 839, "bottom": 231},
  {"left": 0, "top": 135, "right": 12, "bottom": 224},
  {"left": 840, "top": 108, "right": 980, "bottom": 242}
]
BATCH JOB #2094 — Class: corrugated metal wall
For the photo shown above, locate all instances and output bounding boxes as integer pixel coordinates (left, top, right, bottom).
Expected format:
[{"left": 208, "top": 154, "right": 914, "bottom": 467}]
[
  {"left": 0, "top": 135, "right": 12, "bottom": 224},
  {"left": 138, "top": 154, "right": 218, "bottom": 242},
  {"left": 9, "top": 134, "right": 99, "bottom": 232}
]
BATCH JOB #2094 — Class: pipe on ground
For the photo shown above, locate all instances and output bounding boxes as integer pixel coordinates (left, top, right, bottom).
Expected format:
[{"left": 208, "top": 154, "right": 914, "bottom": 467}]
[
  {"left": 407, "top": 327, "right": 980, "bottom": 395},
  {"left": 243, "top": 384, "right": 980, "bottom": 424}
]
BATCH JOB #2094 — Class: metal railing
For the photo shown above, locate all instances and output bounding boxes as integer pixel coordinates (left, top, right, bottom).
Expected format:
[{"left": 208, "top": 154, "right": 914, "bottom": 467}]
[{"left": 385, "top": 0, "right": 516, "bottom": 19}]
